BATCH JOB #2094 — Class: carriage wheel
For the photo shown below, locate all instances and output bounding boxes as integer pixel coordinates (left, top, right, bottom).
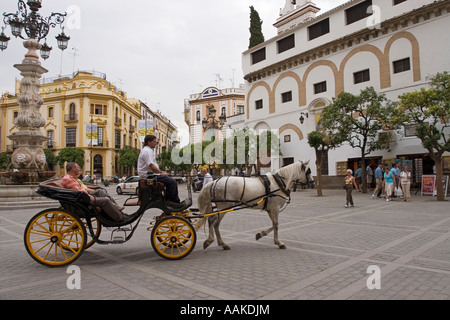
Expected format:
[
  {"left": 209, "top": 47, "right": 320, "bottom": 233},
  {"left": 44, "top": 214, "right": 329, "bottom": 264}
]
[
  {"left": 63, "top": 217, "right": 101, "bottom": 250},
  {"left": 24, "top": 209, "right": 87, "bottom": 267},
  {"left": 151, "top": 216, "right": 196, "bottom": 260},
  {"left": 83, "top": 217, "right": 101, "bottom": 249}
]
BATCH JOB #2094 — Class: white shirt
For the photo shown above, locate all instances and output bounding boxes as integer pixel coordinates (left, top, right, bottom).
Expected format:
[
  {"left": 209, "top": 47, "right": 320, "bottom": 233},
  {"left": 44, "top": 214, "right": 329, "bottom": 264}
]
[
  {"left": 137, "top": 146, "right": 159, "bottom": 178},
  {"left": 203, "top": 173, "right": 213, "bottom": 186}
]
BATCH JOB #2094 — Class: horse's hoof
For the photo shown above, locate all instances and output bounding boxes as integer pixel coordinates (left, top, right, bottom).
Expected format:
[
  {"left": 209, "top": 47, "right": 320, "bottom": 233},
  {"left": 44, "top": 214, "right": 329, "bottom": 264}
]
[
  {"left": 256, "top": 233, "right": 262, "bottom": 241},
  {"left": 203, "top": 241, "right": 212, "bottom": 249},
  {"left": 223, "top": 245, "right": 231, "bottom": 250},
  {"left": 279, "top": 244, "right": 287, "bottom": 249}
]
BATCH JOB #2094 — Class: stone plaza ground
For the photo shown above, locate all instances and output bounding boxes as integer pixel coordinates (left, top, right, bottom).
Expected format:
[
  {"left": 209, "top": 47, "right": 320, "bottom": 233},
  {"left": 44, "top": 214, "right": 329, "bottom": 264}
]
[{"left": 1, "top": 183, "right": 449, "bottom": 303}]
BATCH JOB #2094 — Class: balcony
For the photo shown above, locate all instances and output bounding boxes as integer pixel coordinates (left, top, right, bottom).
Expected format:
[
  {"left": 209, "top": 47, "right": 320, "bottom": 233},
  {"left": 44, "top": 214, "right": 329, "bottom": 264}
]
[
  {"left": 129, "top": 125, "right": 135, "bottom": 133},
  {"left": 114, "top": 117, "right": 122, "bottom": 126},
  {"left": 65, "top": 113, "right": 78, "bottom": 122}
]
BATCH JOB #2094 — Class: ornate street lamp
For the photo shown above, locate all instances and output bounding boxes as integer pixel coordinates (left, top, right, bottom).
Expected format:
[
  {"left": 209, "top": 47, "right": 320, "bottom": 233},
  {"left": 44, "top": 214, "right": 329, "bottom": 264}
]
[
  {"left": 202, "top": 105, "right": 227, "bottom": 131},
  {"left": 2, "top": 0, "right": 68, "bottom": 60},
  {"left": 1, "top": 0, "right": 69, "bottom": 182},
  {"left": 299, "top": 111, "right": 309, "bottom": 124}
]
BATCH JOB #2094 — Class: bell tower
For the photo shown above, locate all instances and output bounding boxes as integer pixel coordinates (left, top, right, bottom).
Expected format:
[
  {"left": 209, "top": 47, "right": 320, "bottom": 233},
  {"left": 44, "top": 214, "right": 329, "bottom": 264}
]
[{"left": 274, "top": 0, "right": 320, "bottom": 34}]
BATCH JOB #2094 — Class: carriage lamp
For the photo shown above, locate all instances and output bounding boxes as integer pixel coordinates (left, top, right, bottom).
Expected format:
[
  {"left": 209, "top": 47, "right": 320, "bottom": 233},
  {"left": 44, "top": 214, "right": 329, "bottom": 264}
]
[{"left": 299, "top": 112, "right": 309, "bottom": 124}]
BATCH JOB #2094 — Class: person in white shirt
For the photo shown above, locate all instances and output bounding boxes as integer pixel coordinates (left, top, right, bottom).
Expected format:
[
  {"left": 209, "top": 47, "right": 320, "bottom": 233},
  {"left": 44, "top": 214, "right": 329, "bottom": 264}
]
[
  {"left": 400, "top": 166, "right": 411, "bottom": 202},
  {"left": 201, "top": 168, "right": 213, "bottom": 187},
  {"left": 137, "top": 135, "right": 180, "bottom": 203}
]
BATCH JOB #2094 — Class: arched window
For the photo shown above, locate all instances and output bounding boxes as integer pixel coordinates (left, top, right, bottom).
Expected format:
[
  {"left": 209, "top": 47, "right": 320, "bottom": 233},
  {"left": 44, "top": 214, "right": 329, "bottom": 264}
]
[{"left": 196, "top": 110, "right": 201, "bottom": 122}]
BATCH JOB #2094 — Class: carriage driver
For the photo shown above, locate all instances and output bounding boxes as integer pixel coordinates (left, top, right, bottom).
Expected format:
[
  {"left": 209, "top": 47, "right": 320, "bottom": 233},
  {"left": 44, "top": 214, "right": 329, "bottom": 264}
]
[
  {"left": 61, "top": 162, "right": 130, "bottom": 222},
  {"left": 137, "top": 134, "right": 181, "bottom": 206}
]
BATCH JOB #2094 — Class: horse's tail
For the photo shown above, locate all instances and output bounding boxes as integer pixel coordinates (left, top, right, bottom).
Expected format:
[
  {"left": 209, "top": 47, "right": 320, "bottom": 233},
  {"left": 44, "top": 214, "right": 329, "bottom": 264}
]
[{"left": 196, "top": 181, "right": 214, "bottom": 229}]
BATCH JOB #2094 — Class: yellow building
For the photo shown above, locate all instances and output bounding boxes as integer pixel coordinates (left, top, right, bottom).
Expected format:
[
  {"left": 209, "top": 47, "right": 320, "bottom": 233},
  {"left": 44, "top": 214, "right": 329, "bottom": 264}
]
[{"left": 1, "top": 71, "right": 142, "bottom": 179}]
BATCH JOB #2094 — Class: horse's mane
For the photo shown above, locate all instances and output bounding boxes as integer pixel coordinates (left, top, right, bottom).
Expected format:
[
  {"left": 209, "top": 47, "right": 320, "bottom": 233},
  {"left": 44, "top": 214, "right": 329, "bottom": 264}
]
[{"left": 276, "top": 161, "right": 301, "bottom": 181}]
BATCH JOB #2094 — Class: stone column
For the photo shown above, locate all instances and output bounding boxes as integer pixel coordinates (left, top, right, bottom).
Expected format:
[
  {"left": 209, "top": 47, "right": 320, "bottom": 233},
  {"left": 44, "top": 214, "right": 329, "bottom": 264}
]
[{"left": 7, "top": 38, "right": 49, "bottom": 183}]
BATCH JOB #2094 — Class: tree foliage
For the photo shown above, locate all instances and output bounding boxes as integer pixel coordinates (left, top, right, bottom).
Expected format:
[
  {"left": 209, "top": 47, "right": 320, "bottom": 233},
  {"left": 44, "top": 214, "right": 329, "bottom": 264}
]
[
  {"left": 118, "top": 148, "right": 139, "bottom": 176},
  {"left": 391, "top": 71, "right": 450, "bottom": 200},
  {"left": 319, "top": 87, "right": 396, "bottom": 192},
  {"left": 56, "top": 148, "right": 85, "bottom": 168},
  {"left": 249, "top": 6, "right": 265, "bottom": 49},
  {"left": 0, "top": 153, "right": 11, "bottom": 169}
]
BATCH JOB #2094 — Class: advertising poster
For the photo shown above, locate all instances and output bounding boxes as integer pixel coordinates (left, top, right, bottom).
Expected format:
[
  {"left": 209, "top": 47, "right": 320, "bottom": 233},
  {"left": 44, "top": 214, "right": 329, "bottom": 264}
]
[
  {"left": 86, "top": 123, "right": 98, "bottom": 145},
  {"left": 138, "top": 119, "right": 154, "bottom": 143},
  {"left": 421, "top": 175, "right": 435, "bottom": 195}
]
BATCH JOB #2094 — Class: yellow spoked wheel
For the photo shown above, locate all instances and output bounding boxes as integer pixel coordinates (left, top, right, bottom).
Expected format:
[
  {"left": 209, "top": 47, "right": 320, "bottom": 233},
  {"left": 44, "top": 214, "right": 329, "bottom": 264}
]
[
  {"left": 24, "top": 209, "right": 87, "bottom": 267},
  {"left": 62, "top": 217, "right": 101, "bottom": 250},
  {"left": 151, "top": 216, "right": 196, "bottom": 260},
  {"left": 83, "top": 217, "right": 101, "bottom": 249}
]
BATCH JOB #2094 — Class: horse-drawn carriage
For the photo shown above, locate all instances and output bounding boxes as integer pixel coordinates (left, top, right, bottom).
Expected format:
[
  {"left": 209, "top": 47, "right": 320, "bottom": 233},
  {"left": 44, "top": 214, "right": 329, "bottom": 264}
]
[{"left": 24, "top": 161, "right": 313, "bottom": 268}]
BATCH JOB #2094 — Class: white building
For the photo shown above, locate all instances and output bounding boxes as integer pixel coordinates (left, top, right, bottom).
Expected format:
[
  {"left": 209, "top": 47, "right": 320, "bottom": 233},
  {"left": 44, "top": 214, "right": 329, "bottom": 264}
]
[{"left": 242, "top": 0, "right": 450, "bottom": 181}]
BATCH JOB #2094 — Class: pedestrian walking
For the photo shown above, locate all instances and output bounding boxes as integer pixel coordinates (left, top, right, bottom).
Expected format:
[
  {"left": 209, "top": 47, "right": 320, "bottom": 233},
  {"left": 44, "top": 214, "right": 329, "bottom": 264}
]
[
  {"left": 371, "top": 163, "right": 383, "bottom": 199},
  {"left": 354, "top": 166, "right": 362, "bottom": 192},
  {"left": 344, "top": 169, "right": 358, "bottom": 208},
  {"left": 384, "top": 167, "right": 396, "bottom": 202},
  {"left": 400, "top": 166, "right": 411, "bottom": 202}
]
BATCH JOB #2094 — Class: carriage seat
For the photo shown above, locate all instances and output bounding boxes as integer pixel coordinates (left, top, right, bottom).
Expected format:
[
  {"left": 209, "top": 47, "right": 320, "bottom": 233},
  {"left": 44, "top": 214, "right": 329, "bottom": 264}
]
[
  {"left": 39, "top": 178, "right": 100, "bottom": 211},
  {"left": 42, "top": 178, "right": 65, "bottom": 189}
]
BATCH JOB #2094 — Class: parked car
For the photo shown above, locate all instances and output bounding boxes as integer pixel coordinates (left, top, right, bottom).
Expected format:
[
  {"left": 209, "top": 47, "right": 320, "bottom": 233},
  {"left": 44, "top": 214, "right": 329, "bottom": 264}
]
[{"left": 116, "top": 176, "right": 140, "bottom": 195}]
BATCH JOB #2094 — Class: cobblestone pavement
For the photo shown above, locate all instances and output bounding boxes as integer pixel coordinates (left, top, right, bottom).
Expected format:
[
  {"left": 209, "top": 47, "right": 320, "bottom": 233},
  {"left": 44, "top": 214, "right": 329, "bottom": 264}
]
[{"left": 1, "top": 183, "right": 450, "bottom": 302}]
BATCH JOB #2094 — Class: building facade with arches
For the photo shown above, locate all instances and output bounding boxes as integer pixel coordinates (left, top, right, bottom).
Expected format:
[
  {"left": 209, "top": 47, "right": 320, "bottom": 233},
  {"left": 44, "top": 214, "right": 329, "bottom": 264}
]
[{"left": 242, "top": 0, "right": 450, "bottom": 177}]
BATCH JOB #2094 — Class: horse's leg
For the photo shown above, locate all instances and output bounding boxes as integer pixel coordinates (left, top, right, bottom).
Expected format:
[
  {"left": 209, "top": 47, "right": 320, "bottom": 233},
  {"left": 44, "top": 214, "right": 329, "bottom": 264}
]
[
  {"left": 203, "top": 215, "right": 217, "bottom": 249},
  {"left": 255, "top": 209, "right": 286, "bottom": 249},
  {"left": 271, "top": 211, "right": 286, "bottom": 249},
  {"left": 214, "top": 214, "right": 230, "bottom": 250}
]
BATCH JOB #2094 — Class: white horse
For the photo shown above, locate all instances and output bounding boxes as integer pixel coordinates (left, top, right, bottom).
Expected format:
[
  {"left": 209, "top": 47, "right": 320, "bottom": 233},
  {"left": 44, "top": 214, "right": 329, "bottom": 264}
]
[{"left": 197, "top": 160, "right": 313, "bottom": 250}]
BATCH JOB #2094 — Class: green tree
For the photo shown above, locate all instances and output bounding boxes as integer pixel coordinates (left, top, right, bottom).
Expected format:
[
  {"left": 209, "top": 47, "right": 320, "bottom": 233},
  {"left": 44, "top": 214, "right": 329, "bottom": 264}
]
[
  {"left": 118, "top": 148, "right": 139, "bottom": 176},
  {"left": 391, "top": 71, "right": 450, "bottom": 201},
  {"left": 0, "top": 153, "right": 11, "bottom": 170},
  {"left": 320, "top": 87, "right": 395, "bottom": 193},
  {"left": 56, "top": 148, "right": 85, "bottom": 168},
  {"left": 43, "top": 149, "right": 57, "bottom": 170},
  {"left": 307, "top": 130, "right": 345, "bottom": 197},
  {"left": 249, "top": 6, "right": 265, "bottom": 49}
]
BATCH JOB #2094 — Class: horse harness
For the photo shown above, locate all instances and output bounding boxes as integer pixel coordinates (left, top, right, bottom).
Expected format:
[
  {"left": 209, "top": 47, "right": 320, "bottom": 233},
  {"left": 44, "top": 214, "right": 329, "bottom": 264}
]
[{"left": 210, "top": 173, "right": 291, "bottom": 212}]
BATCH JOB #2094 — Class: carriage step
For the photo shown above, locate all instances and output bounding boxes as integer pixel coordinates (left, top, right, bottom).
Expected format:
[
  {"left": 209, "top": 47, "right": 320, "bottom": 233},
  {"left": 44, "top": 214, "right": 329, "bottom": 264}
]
[{"left": 111, "top": 236, "right": 125, "bottom": 244}]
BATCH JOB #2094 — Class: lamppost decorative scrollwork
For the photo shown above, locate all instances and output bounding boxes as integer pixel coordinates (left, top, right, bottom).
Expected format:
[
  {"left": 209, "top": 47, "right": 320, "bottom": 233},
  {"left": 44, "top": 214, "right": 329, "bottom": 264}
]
[{"left": 2, "top": 0, "right": 69, "bottom": 59}]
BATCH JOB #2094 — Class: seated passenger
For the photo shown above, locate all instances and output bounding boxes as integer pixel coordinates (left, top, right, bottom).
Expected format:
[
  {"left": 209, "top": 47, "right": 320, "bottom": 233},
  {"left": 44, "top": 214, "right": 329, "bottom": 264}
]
[{"left": 61, "top": 162, "right": 129, "bottom": 222}]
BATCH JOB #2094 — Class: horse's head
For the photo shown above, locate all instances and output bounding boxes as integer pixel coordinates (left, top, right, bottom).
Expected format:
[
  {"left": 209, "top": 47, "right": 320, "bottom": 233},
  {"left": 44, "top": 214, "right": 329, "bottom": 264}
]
[
  {"left": 277, "top": 160, "right": 313, "bottom": 189},
  {"left": 297, "top": 160, "right": 313, "bottom": 185}
]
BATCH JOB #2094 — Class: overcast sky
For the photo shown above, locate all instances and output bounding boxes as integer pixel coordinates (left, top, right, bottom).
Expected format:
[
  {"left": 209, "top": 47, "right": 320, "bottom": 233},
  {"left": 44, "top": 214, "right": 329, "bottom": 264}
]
[{"left": 0, "top": 0, "right": 347, "bottom": 146}]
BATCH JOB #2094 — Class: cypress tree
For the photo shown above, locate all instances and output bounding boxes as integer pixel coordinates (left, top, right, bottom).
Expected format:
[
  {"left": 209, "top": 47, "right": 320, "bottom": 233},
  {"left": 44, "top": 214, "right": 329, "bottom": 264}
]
[{"left": 249, "top": 6, "right": 265, "bottom": 49}]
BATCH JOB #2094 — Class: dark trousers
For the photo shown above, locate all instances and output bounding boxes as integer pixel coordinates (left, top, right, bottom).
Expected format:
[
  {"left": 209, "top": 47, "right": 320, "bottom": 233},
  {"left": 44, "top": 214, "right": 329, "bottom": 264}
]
[
  {"left": 92, "top": 196, "right": 123, "bottom": 221},
  {"left": 157, "top": 175, "right": 180, "bottom": 203}
]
